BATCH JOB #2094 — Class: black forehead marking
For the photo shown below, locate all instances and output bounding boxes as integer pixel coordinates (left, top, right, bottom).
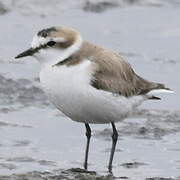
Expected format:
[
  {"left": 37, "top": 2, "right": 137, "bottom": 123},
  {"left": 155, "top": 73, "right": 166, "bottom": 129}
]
[{"left": 37, "top": 27, "right": 57, "bottom": 38}]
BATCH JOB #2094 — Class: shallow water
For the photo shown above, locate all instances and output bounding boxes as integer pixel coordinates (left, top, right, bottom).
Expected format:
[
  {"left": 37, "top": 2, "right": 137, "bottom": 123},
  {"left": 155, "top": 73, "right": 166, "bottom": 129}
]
[{"left": 0, "top": 0, "right": 180, "bottom": 179}]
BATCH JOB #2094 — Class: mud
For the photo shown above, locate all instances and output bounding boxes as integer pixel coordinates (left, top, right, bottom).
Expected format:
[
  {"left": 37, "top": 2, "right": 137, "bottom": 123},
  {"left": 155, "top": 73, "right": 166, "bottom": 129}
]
[
  {"left": 0, "top": 170, "right": 179, "bottom": 180},
  {"left": 0, "top": 74, "right": 49, "bottom": 108},
  {"left": 95, "top": 110, "right": 180, "bottom": 140},
  {"left": 0, "top": 0, "right": 180, "bottom": 179},
  {"left": 83, "top": 1, "right": 118, "bottom": 13},
  {"left": 0, "top": 169, "right": 117, "bottom": 180},
  {"left": 0, "top": 1, "right": 7, "bottom": 15}
]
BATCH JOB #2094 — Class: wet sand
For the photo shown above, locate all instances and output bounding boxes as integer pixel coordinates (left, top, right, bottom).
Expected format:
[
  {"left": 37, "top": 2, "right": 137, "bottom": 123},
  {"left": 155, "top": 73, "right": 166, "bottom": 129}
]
[{"left": 0, "top": 0, "right": 180, "bottom": 179}]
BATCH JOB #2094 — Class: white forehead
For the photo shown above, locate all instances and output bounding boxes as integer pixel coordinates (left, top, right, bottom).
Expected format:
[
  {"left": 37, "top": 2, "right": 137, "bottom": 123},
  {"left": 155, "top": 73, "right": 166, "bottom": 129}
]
[
  {"left": 31, "top": 34, "right": 66, "bottom": 48},
  {"left": 31, "top": 35, "right": 47, "bottom": 48}
]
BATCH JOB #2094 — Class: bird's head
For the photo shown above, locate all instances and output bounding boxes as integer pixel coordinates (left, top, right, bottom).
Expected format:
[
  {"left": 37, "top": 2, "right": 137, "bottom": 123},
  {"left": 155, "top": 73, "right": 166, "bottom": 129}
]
[{"left": 15, "top": 26, "right": 83, "bottom": 66}]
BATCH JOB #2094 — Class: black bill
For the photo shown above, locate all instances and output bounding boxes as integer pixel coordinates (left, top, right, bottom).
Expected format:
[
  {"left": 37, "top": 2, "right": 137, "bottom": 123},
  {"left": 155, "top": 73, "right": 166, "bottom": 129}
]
[{"left": 15, "top": 48, "right": 36, "bottom": 59}]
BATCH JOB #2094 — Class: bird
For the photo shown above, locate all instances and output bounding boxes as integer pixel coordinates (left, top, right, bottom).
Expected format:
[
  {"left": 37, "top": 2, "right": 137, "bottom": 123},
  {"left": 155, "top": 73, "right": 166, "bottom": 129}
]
[{"left": 15, "top": 26, "right": 173, "bottom": 173}]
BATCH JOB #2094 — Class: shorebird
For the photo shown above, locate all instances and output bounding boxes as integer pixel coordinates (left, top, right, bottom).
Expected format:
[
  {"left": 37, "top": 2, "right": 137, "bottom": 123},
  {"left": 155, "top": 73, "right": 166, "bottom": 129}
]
[{"left": 15, "top": 26, "right": 173, "bottom": 172}]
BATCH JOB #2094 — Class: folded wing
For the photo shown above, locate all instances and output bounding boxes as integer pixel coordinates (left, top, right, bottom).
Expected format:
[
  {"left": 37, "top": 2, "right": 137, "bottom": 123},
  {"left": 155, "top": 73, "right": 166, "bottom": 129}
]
[{"left": 88, "top": 43, "right": 172, "bottom": 99}]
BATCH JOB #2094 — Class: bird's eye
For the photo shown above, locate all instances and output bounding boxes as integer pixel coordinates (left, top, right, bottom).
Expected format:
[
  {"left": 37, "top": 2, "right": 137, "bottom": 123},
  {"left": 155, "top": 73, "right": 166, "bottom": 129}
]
[{"left": 47, "top": 41, "right": 56, "bottom": 47}]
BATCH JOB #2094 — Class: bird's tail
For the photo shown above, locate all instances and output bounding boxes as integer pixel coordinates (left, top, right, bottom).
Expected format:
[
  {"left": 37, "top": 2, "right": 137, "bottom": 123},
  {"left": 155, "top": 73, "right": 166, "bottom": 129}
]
[{"left": 146, "top": 83, "right": 174, "bottom": 100}]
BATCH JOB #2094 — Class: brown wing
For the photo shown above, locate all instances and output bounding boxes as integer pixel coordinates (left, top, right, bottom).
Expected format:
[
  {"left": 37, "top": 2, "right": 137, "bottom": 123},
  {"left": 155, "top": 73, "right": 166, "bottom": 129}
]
[
  {"left": 55, "top": 40, "right": 168, "bottom": 98},
  {"left": 86, "top": 42, "right": 167, "bottom": 97}
]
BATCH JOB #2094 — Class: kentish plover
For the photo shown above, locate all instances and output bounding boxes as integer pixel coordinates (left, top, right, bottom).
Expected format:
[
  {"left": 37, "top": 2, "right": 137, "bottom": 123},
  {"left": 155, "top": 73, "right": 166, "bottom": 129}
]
[{"left": 15, "top": 26, "right": 173, "bottom": 172}]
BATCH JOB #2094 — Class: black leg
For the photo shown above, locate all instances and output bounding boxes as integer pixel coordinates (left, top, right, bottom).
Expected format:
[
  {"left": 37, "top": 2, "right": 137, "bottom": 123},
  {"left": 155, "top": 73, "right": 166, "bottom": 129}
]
[
  {"left": 108, "top": 122, "right": 118, "bottom": 173},
  {"left": 84, "top": 123, "right": 91, "bottom": 170}
]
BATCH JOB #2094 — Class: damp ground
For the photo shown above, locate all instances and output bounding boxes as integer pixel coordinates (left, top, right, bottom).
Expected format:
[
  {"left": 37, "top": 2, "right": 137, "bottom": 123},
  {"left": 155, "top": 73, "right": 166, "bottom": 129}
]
[{"left": 0, "top": 0, "right": 180, "bottom": 179}]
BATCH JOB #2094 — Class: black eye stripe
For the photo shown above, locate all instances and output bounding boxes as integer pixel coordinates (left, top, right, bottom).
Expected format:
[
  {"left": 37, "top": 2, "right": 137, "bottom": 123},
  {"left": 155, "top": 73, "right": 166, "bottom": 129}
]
[
  {"left": 47, "top": 41, "right": 56, "bottom": 47},
  {"left": 32, "top": 41, "right": 57, "bottom": 53}
]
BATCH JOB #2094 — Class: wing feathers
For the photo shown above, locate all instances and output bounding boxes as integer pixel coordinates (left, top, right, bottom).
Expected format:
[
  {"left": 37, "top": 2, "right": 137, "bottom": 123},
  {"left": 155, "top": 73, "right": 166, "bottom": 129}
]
[{"left": 59, "top": 41, "right": 171, "bottom": 98}]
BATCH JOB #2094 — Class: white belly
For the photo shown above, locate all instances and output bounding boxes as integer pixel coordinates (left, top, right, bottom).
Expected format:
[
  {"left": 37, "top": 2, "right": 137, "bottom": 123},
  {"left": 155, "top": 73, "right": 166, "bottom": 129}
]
[{"left": 40, "top": 61, "right": 145, "bottom": 124}]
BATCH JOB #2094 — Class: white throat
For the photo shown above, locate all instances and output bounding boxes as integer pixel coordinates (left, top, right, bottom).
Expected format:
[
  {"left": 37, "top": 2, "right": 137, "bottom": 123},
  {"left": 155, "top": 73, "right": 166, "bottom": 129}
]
[{"left": 33, "top": 35, "right": 83, "bottom": 68}]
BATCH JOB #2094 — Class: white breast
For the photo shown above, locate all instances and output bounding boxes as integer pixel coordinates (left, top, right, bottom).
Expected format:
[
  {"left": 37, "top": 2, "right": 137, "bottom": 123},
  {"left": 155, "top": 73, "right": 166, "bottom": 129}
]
[{"left": 40, "top": 60, "right": 145, "bottom": 124}]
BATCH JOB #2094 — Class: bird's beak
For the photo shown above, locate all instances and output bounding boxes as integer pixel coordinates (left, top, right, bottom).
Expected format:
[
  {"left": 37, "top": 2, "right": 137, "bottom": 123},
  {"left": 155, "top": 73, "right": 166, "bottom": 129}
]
[{"left": 15, "top": 48, "right": 36, "bottom": 59}]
